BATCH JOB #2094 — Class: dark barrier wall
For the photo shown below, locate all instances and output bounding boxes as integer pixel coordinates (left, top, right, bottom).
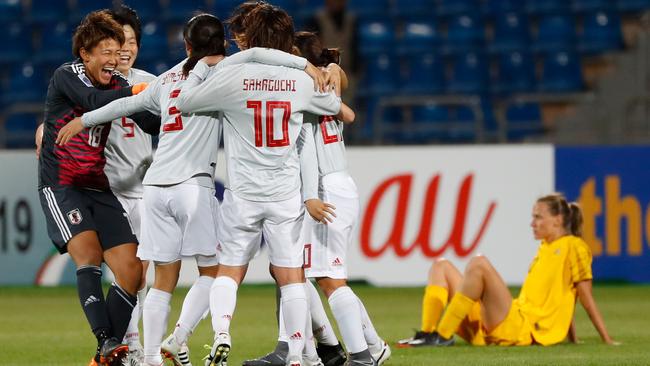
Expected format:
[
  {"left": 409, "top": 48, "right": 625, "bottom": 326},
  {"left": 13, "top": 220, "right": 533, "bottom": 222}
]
[{"left": 556, "top": 146, "right": 650, "bottom": 283}]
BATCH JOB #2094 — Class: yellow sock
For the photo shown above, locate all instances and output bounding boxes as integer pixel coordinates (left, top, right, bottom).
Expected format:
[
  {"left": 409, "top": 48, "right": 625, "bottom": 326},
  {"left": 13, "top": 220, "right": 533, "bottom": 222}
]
[
  {"left": 420, "top": 285, "right": 448, "bottom": 333},
  {"left": 436, "top": 292, "right": 476, "bottom": 339}
]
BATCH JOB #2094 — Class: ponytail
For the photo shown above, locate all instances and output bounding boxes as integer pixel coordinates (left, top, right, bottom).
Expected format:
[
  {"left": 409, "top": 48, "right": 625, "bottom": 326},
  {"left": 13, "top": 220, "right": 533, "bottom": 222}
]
[
  {"left": 568, "top": 202, "right": 583, "bottom": 237},
  {"left": 537, "top": 193, "right": 584, "bottom": 238},
  {"left": 182, "top": 14, "right": 226, "bottom": 76}
]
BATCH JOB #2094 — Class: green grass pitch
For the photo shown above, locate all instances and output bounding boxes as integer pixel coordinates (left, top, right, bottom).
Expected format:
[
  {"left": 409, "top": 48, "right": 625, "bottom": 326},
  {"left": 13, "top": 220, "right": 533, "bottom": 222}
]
[{"left": 1, "top": 284, "right": 648, "bottom": 365}]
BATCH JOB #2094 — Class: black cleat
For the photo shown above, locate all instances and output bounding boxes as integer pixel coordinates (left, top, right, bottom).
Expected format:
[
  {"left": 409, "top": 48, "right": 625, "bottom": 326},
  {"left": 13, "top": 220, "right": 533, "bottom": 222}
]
[
  {"left": 98, "top": 337, "right": 129, "bottom": 365},
  {"left": 397, "top": 330, "right": 454, "bottom": 348},
  {"left": 316, "top": 343, "right": 347, "bottom": 366}
]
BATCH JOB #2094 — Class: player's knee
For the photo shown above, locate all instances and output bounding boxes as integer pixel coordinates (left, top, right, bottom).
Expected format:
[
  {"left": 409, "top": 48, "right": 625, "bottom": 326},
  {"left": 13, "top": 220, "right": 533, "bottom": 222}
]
[{"left": 466, "top": 255, "right": 489, "bottom": 274}]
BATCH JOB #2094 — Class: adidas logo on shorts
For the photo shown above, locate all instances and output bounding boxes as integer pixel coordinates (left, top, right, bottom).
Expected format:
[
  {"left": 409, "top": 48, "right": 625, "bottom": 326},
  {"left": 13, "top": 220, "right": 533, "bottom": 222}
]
[{"left": 332, "top": 257, "right": 343, "bottom": 266}]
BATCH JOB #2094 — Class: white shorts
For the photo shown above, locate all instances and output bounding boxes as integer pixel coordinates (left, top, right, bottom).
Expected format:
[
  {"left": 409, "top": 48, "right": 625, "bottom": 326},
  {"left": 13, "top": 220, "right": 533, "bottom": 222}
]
[
  {"left": 138, "top": 179, "right": 220, "bottom": 263},
  {"left": 304, "top": 171, "right": 359, "bottom": 279},
  {"left": 114, "top": 193, "right": 143, "bottom": 240},
  {"left": 217, "top": 190, "right": 304, "bottom": 268}
]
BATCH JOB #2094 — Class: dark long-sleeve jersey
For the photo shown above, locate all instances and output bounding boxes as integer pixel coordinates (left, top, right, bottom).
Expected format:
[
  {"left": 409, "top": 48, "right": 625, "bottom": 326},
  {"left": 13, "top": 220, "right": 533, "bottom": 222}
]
[{"left": 38, "top": 60, "right": 160, "bottom": 191}]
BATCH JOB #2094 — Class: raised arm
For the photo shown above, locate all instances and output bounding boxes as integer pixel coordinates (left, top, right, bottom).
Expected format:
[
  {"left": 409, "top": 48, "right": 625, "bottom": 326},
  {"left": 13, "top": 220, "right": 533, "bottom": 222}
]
[
  {"left": 54, "top": 68, "right": 137, "bottom": 110},
  {"left": 575, "top": 280, "right": 618, "bottom": 345},
  {"left": 176, "top": 61, "right": 227, "bottom": 114},
  {"left": 219, "top": 47, "right": 307, "bottom": 69}
]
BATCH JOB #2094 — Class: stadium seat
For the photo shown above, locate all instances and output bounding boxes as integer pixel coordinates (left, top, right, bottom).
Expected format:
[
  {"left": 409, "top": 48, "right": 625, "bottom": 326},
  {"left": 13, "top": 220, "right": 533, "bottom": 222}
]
[
  {"left": 0, "top": 23, "right": 32, "bottom": 64},
  {"left": 482, "top": 0, "right": 524, "bottom": 15},
  {"left": 578, "top": 12, "right": 624, "bottom": 55},
  {"left": 447, "top": 52, "right": 488, "bottom": 94},
  {"left": 391, "top": 0, "right": 436, "bottom": 20},
  {"left": 401, "top": 52, "right": 445, "bottom": 94},
  {"left": 493, "top": 51, "right": 536, "bottom": 94},
  {"left": 444, "top": 14, "right": 484, "bottom": 53},
  {"left": 0, "top": 0, "right": 23, "bottom": 23},
  {"left": 212, "top": 0, "right": 243, "bottom": 18},
  {"left": 1, "top": 63, "right": 46, "bottom": 104},
  {"left": 533, "top": 15, "right": 576, "bottom": 53},
  {"left": 70, "top": 0, "right": 116, "bottom": 23},
  {"left": 348, "top": 0, "right": 391, "bottom": 20},
  {"left": 29, "top": 0, "right": 69, "bottom": 23},
  {"left": 411, "top": 102, "right": 452, "bottom": 142},
  {"left": 359, "top": 53, "right": 398, "bottom": 96},
  {"left": 489, "top": 12, "right": 530, "bottom": 53},
  {"left": 437, "top": 0, "right": 479, "bottom": 16},
  {"left": 164, "top": 0, "right": 208, "bottom": 21},
  {"left": 572, "top": 0, "right": 614, "bottom": 12},
  {"left": 167, "top": 22, "right": 187, "bottom": 61},
  {"left": 616, "top": 0, "right": 650, "bottom": 12},
  {"left": 358, "top": 21, "right": 395, "bottom": 56},
  {"left": 525, "top": 0, "right": 570, "bottom": 14},
  {"left": 539, "top": 50, "right": 584, "bottom": 92},
  {"left": 505, "top": 102, "right": 544, "bottom": 140},
  {"left": 137, "top": 59, "right": 171, "bottom": 77},
  {"left": 397, "top": 22, "right": 439, "bottom": 55},
  {"left": 4, "top": 113, "right": 41, "bottom": 149},
  {"left": 34, "top": 22, "right": 72, "bottom": 64},
  {"left": 137, "top": 21, "right": 169, "bottom": 62},
  {"left": 130, "top": 1, "right": 160, "bottom": 23}
]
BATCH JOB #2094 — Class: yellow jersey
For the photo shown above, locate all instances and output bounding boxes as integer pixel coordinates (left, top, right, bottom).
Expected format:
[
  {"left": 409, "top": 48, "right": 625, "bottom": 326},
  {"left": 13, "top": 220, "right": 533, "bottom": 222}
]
[{"left": 515, "top": 235, "right": 593, "bottom": 345}]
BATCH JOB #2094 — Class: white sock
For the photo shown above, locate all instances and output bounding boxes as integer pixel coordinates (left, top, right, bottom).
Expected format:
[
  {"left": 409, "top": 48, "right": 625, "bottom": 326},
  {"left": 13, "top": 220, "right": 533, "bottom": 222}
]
[
  {"left": 210, "top": 276, "right": 238, "bottom": 335},
  {"left": 173, "top": 275, "right": 213, "bottom": 345},
  {"left": 143, "top": 288, "right": 172, "bottom": 365},
  {"left": 328, "top": 286, "right": 367, "bottom": 354},
  {"left": 302, "top": 283, "right": 318, "bottom": 361},
  {"left": 123, "top": 285, "right": 146, "bottom": 347},
  {"left": 281, "top": 283, "right": 308, "bottom": 362},
  {"left": 357, "top": 297, "right": 381, "bottom": 351},
  {"left": 305, "top": 280, "right": 338, "bottom": 346},
  {"left": 278, "top": 301, "right": 289, "bottom": 343}
]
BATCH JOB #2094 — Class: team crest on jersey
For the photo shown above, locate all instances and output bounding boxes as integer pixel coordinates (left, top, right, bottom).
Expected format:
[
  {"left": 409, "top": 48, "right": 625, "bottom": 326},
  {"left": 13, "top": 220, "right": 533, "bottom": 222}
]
[
  {"left": 77, "top": 74, "right": 93, "bottom": 87},
  {"left": 67, "top": 209, "right": 83, "bottom": 225}
]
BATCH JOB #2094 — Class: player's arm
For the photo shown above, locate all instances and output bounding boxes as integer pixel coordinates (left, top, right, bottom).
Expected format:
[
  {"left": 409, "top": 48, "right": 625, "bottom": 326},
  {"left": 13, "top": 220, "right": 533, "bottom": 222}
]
[
  {"left": 324, "top": 63, "right": 348, "bottom": 96},
  {"left": 575, "top": 280, "right": 618, "bottom": 345},
  {"left": 56, "top": 80, "right": 161, "bottom": 145},
  {"left": 176, "top": 61, "right": 227, "bottom": 114},
  {"left": 128, "top": 111, "right": 161, "bottom": 136},
  {"left": 298, "top": 122, "right": 335, "bottom": 224},
  {"left": 338, "top": 102, "right": 355, "bottom": 124},
  {"left": 35, "top": 123, "right": 44, "bottom": 159},
  {"left": 53, "top": 67, "right": 144, "bottom": 110},
  {"left": 568, "top": 317, "right": 579, "bottom": 344}
]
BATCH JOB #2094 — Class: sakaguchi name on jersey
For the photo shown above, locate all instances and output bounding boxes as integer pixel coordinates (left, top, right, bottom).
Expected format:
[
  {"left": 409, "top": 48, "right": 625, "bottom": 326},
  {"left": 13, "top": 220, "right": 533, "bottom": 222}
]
[{"left": 243, "top": 78, "right": 297, "bottom": 92}]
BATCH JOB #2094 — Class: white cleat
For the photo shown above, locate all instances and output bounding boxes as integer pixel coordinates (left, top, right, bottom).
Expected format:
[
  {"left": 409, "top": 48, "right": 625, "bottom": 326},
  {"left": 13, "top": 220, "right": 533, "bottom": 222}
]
[
  {"left": 124, "top": 344, "right": 144, "bottom": 366},
  {"left": 204, "top": 333, "right": 231, "bottom": 366},
  {"left": 302, "top": 355, "right": 324, "bottom": 366},
  {"left": 161, "top": 333, "right": 193, "bottom": 366},
  {"left": 370, "top": 340, "right": 391, "bottom": 366}
]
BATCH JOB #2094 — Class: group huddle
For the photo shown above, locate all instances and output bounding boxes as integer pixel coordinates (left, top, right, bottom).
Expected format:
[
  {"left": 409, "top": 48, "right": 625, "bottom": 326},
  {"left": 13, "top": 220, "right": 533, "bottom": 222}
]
[{"left": 37, "top": 2, "right": 389, "bottom": 366}]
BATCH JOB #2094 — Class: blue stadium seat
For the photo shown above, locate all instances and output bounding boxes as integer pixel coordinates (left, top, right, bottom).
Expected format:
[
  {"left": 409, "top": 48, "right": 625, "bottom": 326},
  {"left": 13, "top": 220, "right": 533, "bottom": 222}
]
[
  {"left": 493, "top": 51, "right": 536, "bottom": 94},
  {"left": 444, "top": 14, "right": 484, "bottom": 53},
  {"left": 505, "top": 102, "right": 544, "bottom": 140},
  {"left": 212, "top": 0, "right": 243, "bottom": 18},
  {"left": 411, "top": 103, "right": 451, "bottom": 142},
  {"left": 579, "top": 12, "right": 624, "bottom": 55},
  {"left": 129, "top": 1, "right": 161, "bottom": 23},
  {"left": 34, "top": 22, "right": 72, "bottom": 64},
  {"left": 401, "top": 52, "right": 445, "bottom": 94},
  {"left": 533, "top": 15, "right": 576, "bottom": 53},
  {"left": 437, "top": 0, "right": 479, "bottom": 16},
  {"left": 391, "top": 0, "right": 436, "bottom": 20},
  {"left": 447, "top": 52, "right": 488, "bottom": 94},
  {"left": 167, "top": 22, "right": 188, "bottom": 61},
  {"left": 29, "top": 0, "right": 69, "bottom": 23},
  {"left": 137, "top": 21, "right": 169, "bottom": 62},
  {"left": 359, "top": 53, "right": 398, "bottom": 96},
  {"left": 164, "top": 0, "right": 208, "bottom": 21},
  {"left": 358, "top": 21, "right": 395, "bottom": 56},
  {"left": 397, "top": 22, "right": 439, "bottom": 55},
  {"left": 137, "top": 59, "right": 171, "bottom": 77},
  {"left": 489, "top": 12, "right": 530, "bottom": 53},
  {"left": 348, "top": 0, "right": 391, "bottom": 20},
  {"left": 572, "top": 0, "right": 614, "bottom": 12},
  {"left": 616, "top": 0, "right": 650, "bottom": 12},
  {"left": 0, "top": 0, "right": 23, "bottom": 23},
  {"left": 539, "top": 50, "right": 583, "bottom": 92},
  {"left": 2, "top": 63, "right": 46, "bottom": 104},
  {"left": 482, "top": 0, "right": 524, "bottom": 15},
  {"left": 4, "top": 113, "right": 41, "bottom": 149},
  {"left": 70, "top": 0, "right": 116, "bottom": 23},
  {"left": 0, "top": 23, "right": 31, "bottom": 65},
  {"left": 525, "top": 0, "right": 570, "bottom": 14}
]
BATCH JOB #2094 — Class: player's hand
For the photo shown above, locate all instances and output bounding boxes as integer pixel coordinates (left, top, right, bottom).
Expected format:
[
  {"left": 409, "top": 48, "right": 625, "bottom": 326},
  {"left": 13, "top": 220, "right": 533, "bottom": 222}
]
[
  {"left": 324, "top": 64, "right": 342, "bottom": 96},
  {"left": 305, "top": 199, "right": 336, "bottom": 224},
  {"left": 305, "top": 62, "right": 326, "bottom": 92},
  {"left": 35, "top": 124, "right": 44, "bottom": 159},
  {"left": 131, "top": 82, "right": 148, "bottom": 95},
  {"left": 55, "top": 117, "right": 85, "bottom": 146}
]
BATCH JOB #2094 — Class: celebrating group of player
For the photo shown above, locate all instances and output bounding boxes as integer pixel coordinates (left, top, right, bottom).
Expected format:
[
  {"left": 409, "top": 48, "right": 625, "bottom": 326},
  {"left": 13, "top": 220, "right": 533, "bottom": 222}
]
[{"left": 37, "top": 2, "right": 390, "bottom": 366}]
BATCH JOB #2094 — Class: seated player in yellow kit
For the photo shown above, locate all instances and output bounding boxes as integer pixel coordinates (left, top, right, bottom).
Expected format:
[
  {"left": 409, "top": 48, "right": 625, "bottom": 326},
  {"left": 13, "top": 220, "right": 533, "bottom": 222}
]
[{"left": 398, "top": 193, "right": 617, "bottom": 347}]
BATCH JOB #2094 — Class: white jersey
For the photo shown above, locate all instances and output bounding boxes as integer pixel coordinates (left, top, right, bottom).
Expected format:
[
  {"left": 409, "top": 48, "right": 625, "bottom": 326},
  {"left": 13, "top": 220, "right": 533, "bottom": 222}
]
[
  {"left": 304, "top": 113, "right": 348, "bottom": 176},
  {"left": 81, "top": 60, "right": 223, "bottom": 186},
  {"left": 177, "top": 60, "right": 341, "bottom": 202},
  {"left": 104, "top": 68, "right": 155, "bottom": 198}
]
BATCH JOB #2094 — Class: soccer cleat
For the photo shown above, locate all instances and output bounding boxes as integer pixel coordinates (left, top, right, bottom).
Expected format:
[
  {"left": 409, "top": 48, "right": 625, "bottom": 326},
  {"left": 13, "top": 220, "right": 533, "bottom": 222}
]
[
  {"left": 241, "top": 350, "right": 286, "bottom": 366},
  {"left": 426, "top": 332, "right": 455, "bottom": 347},
  {"left": 88, "top": 356, "right": 100, "bottom": 366},
  {"left": 316, "top": 343, "right": 346, "bottom": 366},
  {"left": 303, "top": 355, "right": 325, "bottom": 366},
  {"left": 396, "top": 330, "right": 433, "bottom": 348},
  {"left": 286, "top": 355, "right": 302, "bottom": 366},
  {"left": 204, "top": 333, "right": 231, "bottom": 366},
  {"left": 369, "top": 340, "right": 391, "bottom": 365},
  {"left": 98, "top": 337, "right": 129, "bottom": 365},
  {"left": 125, "top": 344, "right": 145, "bottom": 366},
  {"left": 342, "top": 359, "right": 376, "bottom": 366},
  {"left": 161, "top": 333, "right": 193, "bottom": 366}
]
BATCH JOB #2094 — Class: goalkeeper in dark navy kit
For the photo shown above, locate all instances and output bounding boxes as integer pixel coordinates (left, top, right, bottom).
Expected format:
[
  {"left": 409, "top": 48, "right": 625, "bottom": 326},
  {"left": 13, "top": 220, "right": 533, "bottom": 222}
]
[{"left": 36, "top": 9, "right": 158, "bottom": 366}]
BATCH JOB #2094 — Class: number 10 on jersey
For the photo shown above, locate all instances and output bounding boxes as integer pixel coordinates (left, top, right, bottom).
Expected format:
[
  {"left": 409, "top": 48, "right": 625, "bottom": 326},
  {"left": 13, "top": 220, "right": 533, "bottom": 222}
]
[{"left": 247, "top": 100, "right": 291, "bottom": 147}]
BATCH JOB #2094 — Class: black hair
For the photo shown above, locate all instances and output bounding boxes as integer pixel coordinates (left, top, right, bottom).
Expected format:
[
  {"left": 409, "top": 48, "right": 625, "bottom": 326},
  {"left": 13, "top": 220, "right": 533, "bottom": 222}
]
[
  {"left": 109, "top": 4, "right": 142, "bottom": 47},
  {"left": 182, "top": 13, "right": 226, "bottom": 76}
]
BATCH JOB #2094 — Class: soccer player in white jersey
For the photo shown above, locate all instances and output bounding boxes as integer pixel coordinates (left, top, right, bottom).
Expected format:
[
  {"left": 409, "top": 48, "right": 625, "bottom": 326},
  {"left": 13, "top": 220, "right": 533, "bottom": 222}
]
[{"left": 175, "top": 5, "right": 353, "bottom": 366}]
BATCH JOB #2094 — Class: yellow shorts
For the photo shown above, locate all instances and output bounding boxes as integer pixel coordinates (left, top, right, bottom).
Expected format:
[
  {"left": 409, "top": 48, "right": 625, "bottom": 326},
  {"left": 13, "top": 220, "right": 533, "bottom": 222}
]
[{"left": 457, "top": 300, "right": 533, "bottom": 346}]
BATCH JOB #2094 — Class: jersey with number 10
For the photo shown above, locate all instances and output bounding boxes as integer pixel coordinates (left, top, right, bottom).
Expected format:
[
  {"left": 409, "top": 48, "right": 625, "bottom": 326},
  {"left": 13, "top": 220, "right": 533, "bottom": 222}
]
[{"left": 178, "top": 61, "right": 341, "bottom": 201}]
